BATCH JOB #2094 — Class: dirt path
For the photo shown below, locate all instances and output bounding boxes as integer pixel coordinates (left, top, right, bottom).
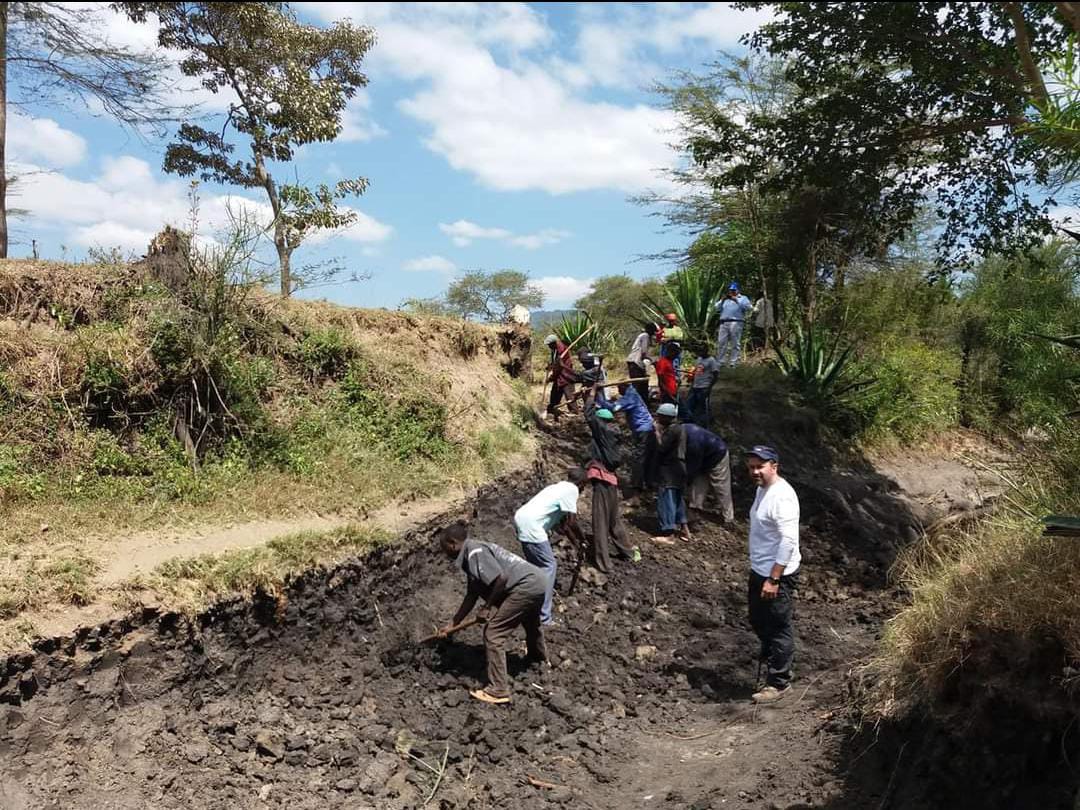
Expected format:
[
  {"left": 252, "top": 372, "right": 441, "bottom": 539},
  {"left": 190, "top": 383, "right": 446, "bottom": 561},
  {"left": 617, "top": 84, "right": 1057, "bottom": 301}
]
[{"left": 0, "top": 424, "right": 1061, "bottom": 809}]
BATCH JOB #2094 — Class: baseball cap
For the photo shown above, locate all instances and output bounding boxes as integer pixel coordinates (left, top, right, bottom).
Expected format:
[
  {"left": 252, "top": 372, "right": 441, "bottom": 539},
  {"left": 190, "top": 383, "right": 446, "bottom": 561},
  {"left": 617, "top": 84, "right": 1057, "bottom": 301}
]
[
  {"left": 747, "top": 445, "right": 780, "bottom": 463},
  {"left": 656, "top": 403, "right": 678, "bottom": 417},
  {"left": 544, "top": 334, "right": 558, "bottom": 345},
  {"left": 728, "top": 281, "right": 740, "bottom": 292},
  {"left": 595, "top": 408, "right": 614, "bottom": 420}
]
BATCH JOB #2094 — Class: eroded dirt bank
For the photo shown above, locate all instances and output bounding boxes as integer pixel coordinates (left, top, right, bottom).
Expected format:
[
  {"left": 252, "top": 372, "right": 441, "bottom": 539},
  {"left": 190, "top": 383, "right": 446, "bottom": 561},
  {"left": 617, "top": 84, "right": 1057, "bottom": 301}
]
[{"left": 0, "top": 427, "right": 1075, "bottom": 810}]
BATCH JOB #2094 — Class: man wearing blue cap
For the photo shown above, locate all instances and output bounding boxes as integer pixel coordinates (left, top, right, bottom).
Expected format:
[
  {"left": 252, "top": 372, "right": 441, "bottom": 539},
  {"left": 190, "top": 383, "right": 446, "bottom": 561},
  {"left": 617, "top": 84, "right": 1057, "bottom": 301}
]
[
  {"left": 645, "top": 402, "right": 689, "bottom": 545},
  {"left": 715, "top": 282, "right": 753, "bottom": 368},
  {"left": 745, "top": 445, "right": 801, "bottom": 704}
]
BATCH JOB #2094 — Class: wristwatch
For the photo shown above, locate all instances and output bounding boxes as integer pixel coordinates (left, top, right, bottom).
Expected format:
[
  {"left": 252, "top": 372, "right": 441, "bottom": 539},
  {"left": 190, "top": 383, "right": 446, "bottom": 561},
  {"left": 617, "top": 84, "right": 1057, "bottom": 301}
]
[{"left": 767, "top": 577, "right": 781, "bottom": 586}]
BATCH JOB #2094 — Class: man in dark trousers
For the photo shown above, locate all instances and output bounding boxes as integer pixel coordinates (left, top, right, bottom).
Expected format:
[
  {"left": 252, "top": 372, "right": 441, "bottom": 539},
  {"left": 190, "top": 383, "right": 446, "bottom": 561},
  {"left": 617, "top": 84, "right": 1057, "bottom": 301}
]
[
  {"left": 744, "top": 445, "right": 801, "bottom": 704},
  {"left": 584, "top": 389, "right": 639, "bottom": 571},
  {"left": 625, "top": 322, "right": 657, "bottom": 402},
  {"left": 543, "top": 334, "right": 578, "bottom": 421},
  {"left": 439, "top": 521, "right": 548, "bottom": 705},
  {"left": 595, "top": 383, "right": 654, "bottom": 499},
  {"left": 644, "top": 402, "right": 689, "bottom": 545},
  {"left": 683, "top": 422, "right": 735, "bottom": 524}
]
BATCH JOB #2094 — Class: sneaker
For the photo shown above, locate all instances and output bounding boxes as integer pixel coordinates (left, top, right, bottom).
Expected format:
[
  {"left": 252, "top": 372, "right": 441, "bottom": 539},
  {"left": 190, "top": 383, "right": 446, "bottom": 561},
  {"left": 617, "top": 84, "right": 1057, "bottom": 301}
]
[
  {"left": 630, "top": 546, "right": 642, "bottom": 563},
  {"left": 470, "top": 688, "right": 511, "bottom": 705},
  {"left": 751, "top": 685, "right": 790, "bottom": 704}
]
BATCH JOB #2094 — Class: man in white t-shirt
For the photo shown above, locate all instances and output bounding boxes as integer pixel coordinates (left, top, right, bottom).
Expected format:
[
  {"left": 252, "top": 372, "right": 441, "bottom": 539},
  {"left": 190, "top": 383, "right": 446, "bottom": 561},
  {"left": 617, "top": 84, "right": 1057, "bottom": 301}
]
[
  {"left": 745, "top": 445, "right": 801, "bottom": 704},
  {"left": 513, "top": 468, "right": 588, "bottom": 625}
]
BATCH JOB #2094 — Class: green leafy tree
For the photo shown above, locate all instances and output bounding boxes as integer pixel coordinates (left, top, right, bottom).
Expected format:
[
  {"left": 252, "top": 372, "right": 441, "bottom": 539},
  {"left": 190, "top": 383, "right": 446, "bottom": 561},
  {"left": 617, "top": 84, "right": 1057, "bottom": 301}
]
[
  {"left": 573, "top": 275, "right": 666, "bottom": 344},
  {"left": 1, "top": 3, "right": 174, "bottom": 257},
  {"left": 735, "top": 1, "right": 1078, "bottom": 264},
  {"left": 119, "top": 2, "right": 376, "bottom": 296},
  {"left": 444, "top": 270, "right": 545, "bottom": 323}
]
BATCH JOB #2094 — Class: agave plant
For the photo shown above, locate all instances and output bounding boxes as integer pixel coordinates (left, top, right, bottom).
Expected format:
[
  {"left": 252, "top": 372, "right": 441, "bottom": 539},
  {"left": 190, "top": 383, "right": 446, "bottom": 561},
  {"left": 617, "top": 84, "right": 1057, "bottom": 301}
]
[
  {"left": 644, "top": 267, "right": 726, "bottom": 355},
  {"left": 554, "top": 311, "right": 618, "bottom": 357},
  {"left": 774, "top": 324, "right": 873, "bottom": 406}
]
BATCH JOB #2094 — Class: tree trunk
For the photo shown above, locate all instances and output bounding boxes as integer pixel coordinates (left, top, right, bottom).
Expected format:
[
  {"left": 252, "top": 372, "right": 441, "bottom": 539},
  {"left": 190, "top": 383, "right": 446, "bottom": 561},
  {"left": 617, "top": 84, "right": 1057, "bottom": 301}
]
[
  {"left": 1056, "top": 2, "right": 1080, "bottom": 35},
  {"left": 0, "top": 5, "right": 9, "bottom": 260},
  {"left": 277, "top": 231, "right": 291, "bottom": 297},
  {"left": 1003, "top": 2, "right": 1050, "bottom": 106}
]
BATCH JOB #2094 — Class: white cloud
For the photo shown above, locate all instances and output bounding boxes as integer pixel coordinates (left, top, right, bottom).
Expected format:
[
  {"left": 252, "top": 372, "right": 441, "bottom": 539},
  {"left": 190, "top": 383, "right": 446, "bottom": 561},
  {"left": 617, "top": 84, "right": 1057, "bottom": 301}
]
[
  {"left": 509, "top": 229, "right": 572, "bottom": 250},
  {"left": 536, "top": 275, "right": 595, "bottom": 306},
  {"left": 72, "top": 221, "right": 156, "bottom": 252},
  {"left": 403, "top": 254, "right": 457, "bottom": 273},
  {"left": 339, "top": 92, "right": 388, "bottom": 142},
  {"left": 439, "top": 219, "right": 570, "bottom": 250},
  {"left": 439, "top": 219, "right": 512, "bottom": 247},
  {"left": 304, "top": 3, "right": 679, "bottom": 195},
  {"left": 298, "top": 207, "right": 393, "bottom": 246},
  {"left": 7, "top": 113, "right": 87, "bottom": 168},
  {"left": 16, "top": 155, "right": 388, "bottom": 258}
]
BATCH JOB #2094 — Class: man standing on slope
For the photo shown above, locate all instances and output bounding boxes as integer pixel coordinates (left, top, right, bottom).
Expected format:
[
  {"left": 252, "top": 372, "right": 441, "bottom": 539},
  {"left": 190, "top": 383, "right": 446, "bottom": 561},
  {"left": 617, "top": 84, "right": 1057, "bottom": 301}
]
[
  {"left": 715, "top": 282, "right": 753, "bottom": 368},
  {"left": 544, "top": 334, "right": 578, "bottom": 421},
  {"left": 645, "top": 402, "right": 689, "bottom": 546},
  {"left": 745, "top": 445, "right": 801, "bottom": 704},
  {"left": 626, "top": 322, "right": 657, "bottom": 402},
  {"left": 584, "top": 389, "right": 639, "bottom": 572},
  {"left": 439, "top": 521, "right": 547, "bottom": 705},
  {"left": 513, "top": 468, "right": 588, "bottom": 626}
]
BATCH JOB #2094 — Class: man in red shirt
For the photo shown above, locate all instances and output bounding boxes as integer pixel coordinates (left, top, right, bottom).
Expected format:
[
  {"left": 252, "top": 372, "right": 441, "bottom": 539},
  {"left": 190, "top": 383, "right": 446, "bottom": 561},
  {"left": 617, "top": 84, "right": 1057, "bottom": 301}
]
[
  {"left": 655, "top": 342, "right": 681, "bottom": 405},
  {"left": 543, "top": 334, "right": 578, "bottom": 420}
]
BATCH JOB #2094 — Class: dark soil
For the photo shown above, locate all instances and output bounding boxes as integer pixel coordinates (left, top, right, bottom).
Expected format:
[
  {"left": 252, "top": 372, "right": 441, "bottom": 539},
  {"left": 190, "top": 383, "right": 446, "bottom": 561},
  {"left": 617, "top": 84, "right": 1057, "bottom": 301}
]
[{"left": 0, "top": 413, "right": 1077, "bottom": 809}]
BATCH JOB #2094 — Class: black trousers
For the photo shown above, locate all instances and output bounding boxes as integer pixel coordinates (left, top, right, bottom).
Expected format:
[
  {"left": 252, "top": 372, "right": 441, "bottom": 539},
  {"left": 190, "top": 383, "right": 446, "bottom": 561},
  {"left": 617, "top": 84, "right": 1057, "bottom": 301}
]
[
  {"left": 747, "top": 570, "right": 798, "bottom": 688},
  {"left": 627, "top": 362, "right": 648, "bottom": 402}
]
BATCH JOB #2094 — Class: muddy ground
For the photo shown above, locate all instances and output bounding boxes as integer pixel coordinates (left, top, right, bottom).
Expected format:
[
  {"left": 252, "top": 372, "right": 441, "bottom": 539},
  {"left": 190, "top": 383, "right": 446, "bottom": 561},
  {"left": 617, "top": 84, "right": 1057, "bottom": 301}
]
[{"left": 0, "top": 419, "right": 1076, "bottom": 809}]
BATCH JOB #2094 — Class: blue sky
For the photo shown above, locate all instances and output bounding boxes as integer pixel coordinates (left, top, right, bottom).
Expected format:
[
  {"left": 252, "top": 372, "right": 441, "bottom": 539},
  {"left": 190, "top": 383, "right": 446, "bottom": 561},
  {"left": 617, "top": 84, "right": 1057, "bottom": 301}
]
[{"left": 10, "top": 3, "right": 770, "bottom": 310}]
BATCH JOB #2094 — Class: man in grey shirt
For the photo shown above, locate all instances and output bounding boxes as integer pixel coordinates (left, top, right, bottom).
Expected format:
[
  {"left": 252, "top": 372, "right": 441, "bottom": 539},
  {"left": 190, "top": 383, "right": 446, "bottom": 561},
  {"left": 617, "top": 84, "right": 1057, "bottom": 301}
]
[
  {"left": 625, "top": 322, "right": 657, "bottom": 402},
  {"left": 438, "top": 521, "right": 548, "bottom": 704}
]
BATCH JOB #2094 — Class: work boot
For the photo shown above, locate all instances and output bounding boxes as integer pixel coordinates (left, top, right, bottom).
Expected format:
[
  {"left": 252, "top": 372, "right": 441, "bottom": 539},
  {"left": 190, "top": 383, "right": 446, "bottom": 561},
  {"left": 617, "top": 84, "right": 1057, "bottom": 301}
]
[{"left": 751, "top": 685, "right": 790, "bottom": 704}]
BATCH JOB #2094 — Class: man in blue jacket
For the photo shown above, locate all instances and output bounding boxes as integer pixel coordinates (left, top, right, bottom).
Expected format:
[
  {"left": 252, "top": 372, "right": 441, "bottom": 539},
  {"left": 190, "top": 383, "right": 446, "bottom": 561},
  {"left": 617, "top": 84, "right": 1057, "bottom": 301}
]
[
  {"left": 683, "top": 423, "right": 735, "bottom": 524},
  {"left": 715, "top": 282, "right": 753, "bottom": 368},
  {"left": 595, "top": 383, "right": 654, "bottom": 497}
]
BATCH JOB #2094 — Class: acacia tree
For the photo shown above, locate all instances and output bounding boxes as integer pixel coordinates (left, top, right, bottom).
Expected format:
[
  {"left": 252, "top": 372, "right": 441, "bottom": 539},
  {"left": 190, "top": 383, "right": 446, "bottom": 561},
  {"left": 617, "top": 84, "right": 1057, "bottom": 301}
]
[
  {"left": 444, "top": 270, "right": 545, "bottom": 323},
  {"left": 119, "top": 2, "right": 376, "bottom": 296},
  {"left": 1, "top": 3, "right": 173, "bottom": 257}
]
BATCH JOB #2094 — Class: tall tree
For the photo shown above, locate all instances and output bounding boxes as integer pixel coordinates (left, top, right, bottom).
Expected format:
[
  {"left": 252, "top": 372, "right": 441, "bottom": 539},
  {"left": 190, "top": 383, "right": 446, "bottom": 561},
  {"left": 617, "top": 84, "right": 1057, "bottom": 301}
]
[
  {"left": 120, "top": 2, "right": 376, "bottom": 296},
  {"left": 444, "top": 270, "right": 545, "bottom": 323},
  {"left": 1, "top": 3, "right": 173, "bottom": 257},
  {"left": 574, "top": 275, "right": 666, "bottom": 343},
  {"left": 735, "top": 2, "right": 1076, "bottom": 263}
]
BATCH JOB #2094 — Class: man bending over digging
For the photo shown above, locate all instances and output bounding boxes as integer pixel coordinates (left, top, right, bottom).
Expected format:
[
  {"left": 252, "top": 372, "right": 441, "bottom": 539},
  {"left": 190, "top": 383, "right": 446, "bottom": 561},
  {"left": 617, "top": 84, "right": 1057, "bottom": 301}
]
[{"left": 438, "top": 521, "right": 548, "bottom": 705}]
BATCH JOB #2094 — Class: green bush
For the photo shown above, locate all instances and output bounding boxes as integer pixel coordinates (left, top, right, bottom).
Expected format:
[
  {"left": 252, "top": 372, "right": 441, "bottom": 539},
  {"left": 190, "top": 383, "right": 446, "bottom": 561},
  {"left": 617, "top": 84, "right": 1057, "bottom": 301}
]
[
  {"left": 855, "top": 344, "right": 962, "bottom": 443},
  {"left": 299, "top": 327, "right": 354, "bottom": 379}
]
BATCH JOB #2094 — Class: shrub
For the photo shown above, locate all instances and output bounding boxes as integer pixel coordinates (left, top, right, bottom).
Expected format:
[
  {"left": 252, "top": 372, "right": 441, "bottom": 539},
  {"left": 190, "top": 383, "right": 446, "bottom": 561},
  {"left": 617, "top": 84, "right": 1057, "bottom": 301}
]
[
  {"left": 299, "top": 327, "right": 354, "bottom": 379},
  {"left": 855, "top": 344, "right": 962, "bottom": 443}
]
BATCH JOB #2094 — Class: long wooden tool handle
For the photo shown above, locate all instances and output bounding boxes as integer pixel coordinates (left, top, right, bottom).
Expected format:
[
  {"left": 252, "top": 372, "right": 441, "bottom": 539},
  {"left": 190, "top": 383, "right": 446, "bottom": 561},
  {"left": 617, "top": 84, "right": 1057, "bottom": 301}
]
[
  {"left": 419, "top": 615, "right": 482, "bottom": 644},
  {"left": 559, "top": 323, "right": 596, "bottom": 358}
]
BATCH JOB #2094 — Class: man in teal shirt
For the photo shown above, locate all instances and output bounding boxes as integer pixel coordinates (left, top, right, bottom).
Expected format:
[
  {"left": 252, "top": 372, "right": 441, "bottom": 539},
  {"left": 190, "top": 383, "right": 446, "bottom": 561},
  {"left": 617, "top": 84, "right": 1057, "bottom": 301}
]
[{"left": 715, "top": 282, "right": 753, "bottom": 367}]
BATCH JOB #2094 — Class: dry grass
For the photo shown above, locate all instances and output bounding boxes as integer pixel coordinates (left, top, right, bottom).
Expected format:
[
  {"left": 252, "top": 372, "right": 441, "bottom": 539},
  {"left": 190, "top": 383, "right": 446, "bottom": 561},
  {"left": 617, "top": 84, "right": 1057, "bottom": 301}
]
[
  {"left": 143, "top": 524, "right": 392, "bottom": 612},
  {"left": 871, "top": 437, "right": 1080, "bottom": 713}
]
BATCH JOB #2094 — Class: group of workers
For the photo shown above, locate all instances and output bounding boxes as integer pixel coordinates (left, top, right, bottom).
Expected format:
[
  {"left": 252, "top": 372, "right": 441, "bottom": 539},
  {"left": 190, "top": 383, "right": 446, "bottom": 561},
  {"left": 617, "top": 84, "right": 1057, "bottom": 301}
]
[{"left": 436, "top": 280, "right": 800, "bottom": 709}]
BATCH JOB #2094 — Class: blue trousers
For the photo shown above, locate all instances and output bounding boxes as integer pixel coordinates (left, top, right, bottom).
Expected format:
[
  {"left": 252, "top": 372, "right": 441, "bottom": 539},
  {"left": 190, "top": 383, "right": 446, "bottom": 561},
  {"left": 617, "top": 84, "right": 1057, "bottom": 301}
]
[
  {"left": 657, "top": 487, "right": 687, "bottom": 533},
  {"left": 520, "top": 540, "right": 557, "bottom": 624},
  {"left": 686, "top": 387, "right": 711, "bottom": 427}
]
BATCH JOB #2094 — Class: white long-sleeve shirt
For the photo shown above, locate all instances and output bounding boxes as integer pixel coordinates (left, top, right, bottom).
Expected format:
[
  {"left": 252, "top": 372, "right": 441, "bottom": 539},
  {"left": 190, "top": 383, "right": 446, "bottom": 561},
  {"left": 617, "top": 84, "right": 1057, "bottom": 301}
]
[{"left": 748, "top": 477, "right": 801, "bottom": 577}]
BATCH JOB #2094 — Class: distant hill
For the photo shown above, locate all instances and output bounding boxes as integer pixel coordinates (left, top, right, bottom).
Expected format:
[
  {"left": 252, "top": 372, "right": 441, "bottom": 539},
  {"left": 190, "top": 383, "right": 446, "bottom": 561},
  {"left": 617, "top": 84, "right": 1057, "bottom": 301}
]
[{"left": 530, "top": 309, "right": 579, "bottom": 330}]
